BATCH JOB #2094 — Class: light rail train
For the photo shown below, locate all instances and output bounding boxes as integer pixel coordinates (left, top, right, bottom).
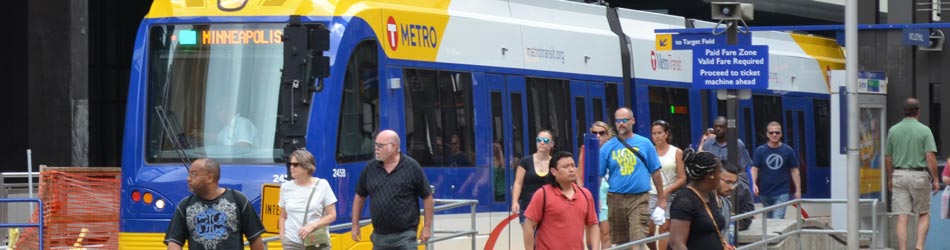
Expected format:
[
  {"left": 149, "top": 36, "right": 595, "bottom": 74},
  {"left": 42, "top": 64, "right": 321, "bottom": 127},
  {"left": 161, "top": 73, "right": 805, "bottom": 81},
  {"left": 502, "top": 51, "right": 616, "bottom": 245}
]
[{"left": 119, "top": 0, "right": 844, "bottom": 249}]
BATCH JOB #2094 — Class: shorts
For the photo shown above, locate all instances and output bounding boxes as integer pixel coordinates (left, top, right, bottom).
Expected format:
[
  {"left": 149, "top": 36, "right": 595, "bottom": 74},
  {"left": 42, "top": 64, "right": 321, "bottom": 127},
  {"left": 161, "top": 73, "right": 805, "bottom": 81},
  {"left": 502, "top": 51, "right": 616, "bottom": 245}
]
[
  {"left": 599, "top": 179, "right": 609, "bottom": 222},
  {"left": 607, "top": 192, "right": 650, "bottom": 245},
  {"left": 892, "top": 170, "right": 933, "bottom": 215}
]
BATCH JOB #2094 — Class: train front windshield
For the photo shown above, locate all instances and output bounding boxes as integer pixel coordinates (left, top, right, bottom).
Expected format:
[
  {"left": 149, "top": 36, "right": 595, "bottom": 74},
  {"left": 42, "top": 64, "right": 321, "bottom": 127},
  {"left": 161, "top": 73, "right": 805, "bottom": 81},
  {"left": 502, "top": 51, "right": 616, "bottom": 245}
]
[{"left": 146, "top": 24, "right": 284, "bottom": 164}]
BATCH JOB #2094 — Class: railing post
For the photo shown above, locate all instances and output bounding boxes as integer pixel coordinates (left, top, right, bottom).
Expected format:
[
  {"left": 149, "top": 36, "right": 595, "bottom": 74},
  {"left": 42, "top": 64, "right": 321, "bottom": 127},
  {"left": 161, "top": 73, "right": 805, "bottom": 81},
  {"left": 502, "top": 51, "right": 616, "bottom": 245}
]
[
  {"left": 871, "top": 199, "right": 877, "bottom": 249},
  {"left": 470, "top": 202, "right": 476, "bottom": 250},
  {"left": 761, "top": 212, "right": 767, "bottom": 250},
  {"left": 797, "top": 199, "right": 803, "bottom": 250}
]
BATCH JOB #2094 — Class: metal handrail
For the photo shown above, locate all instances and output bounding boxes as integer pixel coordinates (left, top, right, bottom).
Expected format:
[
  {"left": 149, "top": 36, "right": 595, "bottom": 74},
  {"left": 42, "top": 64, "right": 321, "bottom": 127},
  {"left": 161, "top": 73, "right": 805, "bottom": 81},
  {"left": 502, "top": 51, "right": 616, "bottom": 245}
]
[
  {"left": 0, "top": 198, "right": 43, "bottom": 250},
  {"left": 608, "top": 198, "right": 880, "bottom": 250},
  {"left": 253, "top": 199, "right": 479, "bottom": 250}
]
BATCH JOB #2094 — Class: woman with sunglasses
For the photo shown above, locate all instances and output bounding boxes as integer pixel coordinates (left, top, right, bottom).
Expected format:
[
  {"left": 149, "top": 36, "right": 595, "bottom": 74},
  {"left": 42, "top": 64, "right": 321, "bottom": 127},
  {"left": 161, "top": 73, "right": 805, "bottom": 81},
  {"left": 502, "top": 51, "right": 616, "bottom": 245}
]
[
  {"left": 581, "top": 121, "right": 614, "bottom": 249},
  {"left": 279, "top": 149, "right": 338, "bottom": 250},
  {"left": 512, "top": 130, "right": 556, "bottom": 226},
  {"left": 649, "top": 120, "right": 686, "bottom": 250}
]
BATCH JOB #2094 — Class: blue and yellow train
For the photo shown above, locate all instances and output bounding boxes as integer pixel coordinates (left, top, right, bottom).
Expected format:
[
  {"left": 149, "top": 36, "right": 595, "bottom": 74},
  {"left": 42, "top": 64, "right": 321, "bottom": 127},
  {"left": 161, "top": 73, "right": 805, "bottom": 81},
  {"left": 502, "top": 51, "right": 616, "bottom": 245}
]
[{"left": 119, "top": 0, "right": 844, "bottom": 249}]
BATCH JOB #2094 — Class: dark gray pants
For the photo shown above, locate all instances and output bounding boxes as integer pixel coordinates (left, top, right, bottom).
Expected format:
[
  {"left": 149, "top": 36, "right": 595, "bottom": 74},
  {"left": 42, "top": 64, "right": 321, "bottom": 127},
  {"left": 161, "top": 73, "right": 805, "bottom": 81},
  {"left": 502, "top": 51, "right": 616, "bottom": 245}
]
[{"left": 370, "top": 230, "right": 418, "bottom": 250}]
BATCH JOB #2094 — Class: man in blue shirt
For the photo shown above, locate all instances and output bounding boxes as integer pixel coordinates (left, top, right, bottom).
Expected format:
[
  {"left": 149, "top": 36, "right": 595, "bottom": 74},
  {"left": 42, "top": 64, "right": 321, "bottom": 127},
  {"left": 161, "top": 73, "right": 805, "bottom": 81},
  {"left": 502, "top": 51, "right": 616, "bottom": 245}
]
[
  {"left": 751, "top": 121, "right": 800, "bottom": 219},
  {"left": 599, "top": 107, "right": 666, "bottom": 248},
  {"left": 701, "top": 116, "right": 752, "bottom": 187}
]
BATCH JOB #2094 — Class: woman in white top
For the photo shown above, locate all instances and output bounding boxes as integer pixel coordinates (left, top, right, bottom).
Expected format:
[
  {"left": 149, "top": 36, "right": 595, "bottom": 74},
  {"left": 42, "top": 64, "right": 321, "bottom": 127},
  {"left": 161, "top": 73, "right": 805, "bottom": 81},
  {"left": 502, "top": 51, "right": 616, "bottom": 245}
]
[
  {"left": 279, "top": 149, "right": 338, "bottom": 250},
  {"left": 650, "top": 120, "right": 686, "bottom": 250}
]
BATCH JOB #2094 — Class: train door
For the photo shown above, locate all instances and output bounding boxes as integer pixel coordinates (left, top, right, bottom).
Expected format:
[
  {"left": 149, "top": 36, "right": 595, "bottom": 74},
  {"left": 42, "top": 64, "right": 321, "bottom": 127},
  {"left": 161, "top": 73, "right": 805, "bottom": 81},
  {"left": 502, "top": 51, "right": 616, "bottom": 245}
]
[
  {"left": 570, "top": 81, "right": 607, "bottom": 186},
  {"left": 783, "top": 97, "right": 828, "bottom": 198},
  {"left": 481, "top": 74, "right": 527, "bottom": 249}
]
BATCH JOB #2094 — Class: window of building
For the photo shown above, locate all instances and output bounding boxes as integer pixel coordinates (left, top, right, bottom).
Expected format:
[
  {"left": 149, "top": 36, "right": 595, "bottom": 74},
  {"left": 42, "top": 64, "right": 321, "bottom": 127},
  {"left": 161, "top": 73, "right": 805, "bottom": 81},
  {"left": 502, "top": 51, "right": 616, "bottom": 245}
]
[{"left": 404, "top": 69, "right": 475, "bottom": 167}]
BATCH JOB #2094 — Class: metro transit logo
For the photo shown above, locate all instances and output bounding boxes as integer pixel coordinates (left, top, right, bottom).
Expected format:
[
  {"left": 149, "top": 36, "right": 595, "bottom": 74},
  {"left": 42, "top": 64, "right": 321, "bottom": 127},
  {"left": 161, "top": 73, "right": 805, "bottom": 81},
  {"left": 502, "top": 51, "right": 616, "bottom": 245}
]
[
  {"left": 387, "top": 16, "right": 399, "bottom": 51},
  {"left": 384, "top": 16, "right": 440, "bottom": 52},
  {"left": 650, "top": 50, "right": 683, "bottom": 72}
]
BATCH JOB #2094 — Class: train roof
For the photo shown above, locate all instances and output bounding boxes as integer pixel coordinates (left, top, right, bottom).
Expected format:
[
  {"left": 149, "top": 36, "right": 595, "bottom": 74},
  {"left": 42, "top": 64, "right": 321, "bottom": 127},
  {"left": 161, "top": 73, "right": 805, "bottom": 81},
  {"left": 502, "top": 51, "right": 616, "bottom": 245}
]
[{"left": 146, "top": 0, "right": 844, "bottom": 94}]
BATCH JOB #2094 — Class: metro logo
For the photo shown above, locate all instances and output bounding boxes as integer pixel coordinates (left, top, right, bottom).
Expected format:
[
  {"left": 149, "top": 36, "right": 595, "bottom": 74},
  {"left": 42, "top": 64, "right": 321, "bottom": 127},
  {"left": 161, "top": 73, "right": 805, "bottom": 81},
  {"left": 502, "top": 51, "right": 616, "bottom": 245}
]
[
  {"left": 650, "top": 51, "right": 683, "bottom": 72},
  {"left": 385, "top": 16, "right": 439, "bottom": 51},
  {"left": 387, "top": 16, "right": 399, "bottom": 51},
  {"left": 378, "top": 11, "right": 448, "bottom": 62},
  {"left": 651, "top": 51, "right": 658, "bottom": 71},
  {"left": 400, "top": 23, "right": 438, "bottom": 48}
]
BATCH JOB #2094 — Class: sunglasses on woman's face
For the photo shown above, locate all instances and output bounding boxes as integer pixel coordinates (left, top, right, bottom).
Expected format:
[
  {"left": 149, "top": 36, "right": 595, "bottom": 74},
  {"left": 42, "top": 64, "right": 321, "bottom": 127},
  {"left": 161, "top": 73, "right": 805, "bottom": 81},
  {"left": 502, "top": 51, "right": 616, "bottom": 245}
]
[
  {"left": 591, "top": 130, "right": 607, "bottom": 136},
  {"left": 536, "top": 137, "right": 551, "bottom": 144}
]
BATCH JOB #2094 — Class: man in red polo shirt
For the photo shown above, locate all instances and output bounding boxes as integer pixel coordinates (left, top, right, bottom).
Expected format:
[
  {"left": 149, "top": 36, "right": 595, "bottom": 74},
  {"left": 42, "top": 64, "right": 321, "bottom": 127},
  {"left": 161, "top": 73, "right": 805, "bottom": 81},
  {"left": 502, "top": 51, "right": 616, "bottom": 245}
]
[{"left": 524, "top": 151, "right": 600, "bottom": 250}]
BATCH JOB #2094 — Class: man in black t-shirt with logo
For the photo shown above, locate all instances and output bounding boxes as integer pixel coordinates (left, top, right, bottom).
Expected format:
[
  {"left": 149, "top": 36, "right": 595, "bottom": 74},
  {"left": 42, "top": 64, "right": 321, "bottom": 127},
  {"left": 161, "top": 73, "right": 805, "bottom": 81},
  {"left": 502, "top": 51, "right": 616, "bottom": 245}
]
[{"left": 164, "top": 158, "right": 265, "bottom": 250}]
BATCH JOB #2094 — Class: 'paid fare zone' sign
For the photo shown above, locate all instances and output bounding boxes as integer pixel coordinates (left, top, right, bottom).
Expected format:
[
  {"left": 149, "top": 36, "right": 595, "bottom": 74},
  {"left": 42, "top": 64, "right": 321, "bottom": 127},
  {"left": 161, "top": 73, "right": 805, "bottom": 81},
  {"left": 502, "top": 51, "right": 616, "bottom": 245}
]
[
  {"left": 693, "top": 45, "right": 769, "bottom": 90},
  {"left": 261, "top": 184, "right": 281, "bottom": 234}
]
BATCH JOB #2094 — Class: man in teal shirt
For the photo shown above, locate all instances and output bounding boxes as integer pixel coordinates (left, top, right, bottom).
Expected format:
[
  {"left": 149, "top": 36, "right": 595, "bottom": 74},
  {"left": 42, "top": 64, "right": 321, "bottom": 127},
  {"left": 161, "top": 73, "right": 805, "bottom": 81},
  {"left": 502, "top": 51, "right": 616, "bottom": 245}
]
[{"left": 885, "top": 97, "right": 940, "bottom": 250}]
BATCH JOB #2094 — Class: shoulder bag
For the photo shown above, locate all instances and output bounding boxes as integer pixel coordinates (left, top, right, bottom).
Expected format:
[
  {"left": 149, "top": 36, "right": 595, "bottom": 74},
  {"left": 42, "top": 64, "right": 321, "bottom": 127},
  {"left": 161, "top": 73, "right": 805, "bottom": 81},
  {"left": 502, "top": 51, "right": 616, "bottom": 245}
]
[
  {"left": 303, "top": 179, "right": 331, "bottom": 247},
  {"left": 686, "top": 186, "right": 735, "bottom": 250}
]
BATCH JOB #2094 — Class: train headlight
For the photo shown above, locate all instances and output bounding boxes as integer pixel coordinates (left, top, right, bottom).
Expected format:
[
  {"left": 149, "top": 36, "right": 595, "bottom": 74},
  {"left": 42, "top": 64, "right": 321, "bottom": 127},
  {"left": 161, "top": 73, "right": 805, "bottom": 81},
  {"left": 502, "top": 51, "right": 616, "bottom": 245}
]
[{"left": 155, "top": 199, "right": 166, "bottom": 210}]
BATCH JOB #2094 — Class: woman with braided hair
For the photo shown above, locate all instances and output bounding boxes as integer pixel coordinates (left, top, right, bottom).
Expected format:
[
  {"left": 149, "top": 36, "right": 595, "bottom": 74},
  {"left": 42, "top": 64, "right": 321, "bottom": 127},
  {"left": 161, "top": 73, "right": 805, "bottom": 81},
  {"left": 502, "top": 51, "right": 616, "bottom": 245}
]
[{"left": 668, "top": 149, "right": 730, "bottom": 250}]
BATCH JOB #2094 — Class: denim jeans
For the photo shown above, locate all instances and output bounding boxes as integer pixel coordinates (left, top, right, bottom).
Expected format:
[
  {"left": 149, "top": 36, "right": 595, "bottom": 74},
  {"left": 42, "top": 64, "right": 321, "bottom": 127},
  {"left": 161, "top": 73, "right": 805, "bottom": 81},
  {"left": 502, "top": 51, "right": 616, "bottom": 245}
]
[{"left": 761, "top": 194, "right": 790, "bottom": 219}]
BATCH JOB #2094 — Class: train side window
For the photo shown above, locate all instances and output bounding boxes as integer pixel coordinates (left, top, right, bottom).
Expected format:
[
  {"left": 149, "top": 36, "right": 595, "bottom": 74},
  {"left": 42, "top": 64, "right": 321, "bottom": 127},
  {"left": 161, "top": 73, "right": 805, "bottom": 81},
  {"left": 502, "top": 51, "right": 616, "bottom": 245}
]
[
  {"left": 752, "top": 95, "right": 782, "bottom": 147},
  {"left": 813, "top": 99, "right": 830, "bottom": 167},
  {"left": 575, "top": 96, "right": 587, "bottom": 153},
  {"left": 647, "top": 86, "right": 692, "bottom": 149},
  {"left": 797, "top": 110, "right": 808, "bottom": 193},
  {"left": 491, "top": 91, "right": 506, "bottom": 203},
  {"left": 511, "top": 93, "right": 525, "bottom": 160},
  {"left": 526, "top": 77, "right": 572, "bottom": 154},
  {"left": 592, "top": 98, "right": 604, "bottom": 123},
  {"left": 336, "top": 42, "right": 379, "bottom": 163},
  {"left": 743, "top": 107, "right": 753, "bottom": 153},
  {"left": 605, "top": 83, "right": 619, "bottom": 124},
  {"left": 404, "top": 69, "right": 475, "bottom": 167}
]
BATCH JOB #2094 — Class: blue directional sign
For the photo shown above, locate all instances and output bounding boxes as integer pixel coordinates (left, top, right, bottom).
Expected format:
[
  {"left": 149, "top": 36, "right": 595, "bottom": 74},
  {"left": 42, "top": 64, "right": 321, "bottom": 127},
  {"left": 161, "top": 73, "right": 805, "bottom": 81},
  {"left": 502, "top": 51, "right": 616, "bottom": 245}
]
[
  {"left": 671, "top": 33, "right": 751, "bottom": 50},
  {"left": 693, "top": 45, "right": 769, "bottom": 90},
  {"left": 902, "top": 28, "right": 930, "bottom": 46}
]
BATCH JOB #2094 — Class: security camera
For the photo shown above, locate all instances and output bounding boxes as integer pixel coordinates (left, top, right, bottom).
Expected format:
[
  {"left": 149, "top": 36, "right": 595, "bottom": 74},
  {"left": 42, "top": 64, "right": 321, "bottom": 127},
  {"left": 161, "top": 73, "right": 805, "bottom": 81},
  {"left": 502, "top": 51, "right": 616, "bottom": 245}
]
[{"left": 711, "top": 2, "right": 754, "bottom": 21}]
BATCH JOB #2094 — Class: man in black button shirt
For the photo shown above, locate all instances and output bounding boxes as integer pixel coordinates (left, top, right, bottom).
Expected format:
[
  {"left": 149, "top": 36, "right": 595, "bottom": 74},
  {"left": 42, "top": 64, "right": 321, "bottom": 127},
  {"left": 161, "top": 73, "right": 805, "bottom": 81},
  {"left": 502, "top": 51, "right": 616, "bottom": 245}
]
[{"left": 352, "top": 130, "right": 435, "bottom": 249}]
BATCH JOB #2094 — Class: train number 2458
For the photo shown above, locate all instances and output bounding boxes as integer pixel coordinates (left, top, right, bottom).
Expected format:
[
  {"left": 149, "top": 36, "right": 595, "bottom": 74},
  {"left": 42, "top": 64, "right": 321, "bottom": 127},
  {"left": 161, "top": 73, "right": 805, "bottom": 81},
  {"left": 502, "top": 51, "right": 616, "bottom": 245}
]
[{"left": 332, "top": 168, "right": 347, "bottom": 178}]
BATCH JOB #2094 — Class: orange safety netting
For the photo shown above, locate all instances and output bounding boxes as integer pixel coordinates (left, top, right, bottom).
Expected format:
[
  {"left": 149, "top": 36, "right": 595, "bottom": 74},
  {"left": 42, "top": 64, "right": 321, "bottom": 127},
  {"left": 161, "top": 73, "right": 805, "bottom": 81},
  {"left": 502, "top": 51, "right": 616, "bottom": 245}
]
[{"left": 13, "top": 167, "right": 120, "bottom": 250}]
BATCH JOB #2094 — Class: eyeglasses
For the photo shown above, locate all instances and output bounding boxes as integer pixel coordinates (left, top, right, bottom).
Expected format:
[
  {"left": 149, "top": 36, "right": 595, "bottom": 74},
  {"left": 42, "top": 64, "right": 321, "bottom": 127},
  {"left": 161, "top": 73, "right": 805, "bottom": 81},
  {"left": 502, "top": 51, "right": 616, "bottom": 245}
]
[
  {"left": 187, "top": 172, "right": 210, "bottom": 178},
  {"left": 768, "top": 131, "right": 782, "bottom": 135},
  {"left": 536, "top": 137, "right": 551, "bottom": 144},
  {"left": 591, "top": 130, "right": 607, "bottom": 136},
  {"left": 615, "top": 118, "right": 631, "bottom": 124},
  {"left": 374, "top": 142, "right": 393, "bottom": 149}
]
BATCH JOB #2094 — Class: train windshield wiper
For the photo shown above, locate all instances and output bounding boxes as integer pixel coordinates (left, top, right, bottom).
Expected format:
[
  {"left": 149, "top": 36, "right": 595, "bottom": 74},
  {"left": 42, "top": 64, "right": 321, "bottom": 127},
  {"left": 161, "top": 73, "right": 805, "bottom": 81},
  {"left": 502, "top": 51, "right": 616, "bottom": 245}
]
[{"left": 154, "top": 105, "right": 193, "bottom": 169}]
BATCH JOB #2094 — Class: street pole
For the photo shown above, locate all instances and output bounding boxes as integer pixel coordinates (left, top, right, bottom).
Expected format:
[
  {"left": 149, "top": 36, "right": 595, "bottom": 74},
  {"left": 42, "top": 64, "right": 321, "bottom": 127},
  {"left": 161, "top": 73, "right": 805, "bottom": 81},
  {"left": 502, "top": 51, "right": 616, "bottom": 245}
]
[
  {"left": 726, "top": 20, "right": 740, "bottom": 245},
  {"left": 845, "top": 0, "right": 859, "bottom": 249}
]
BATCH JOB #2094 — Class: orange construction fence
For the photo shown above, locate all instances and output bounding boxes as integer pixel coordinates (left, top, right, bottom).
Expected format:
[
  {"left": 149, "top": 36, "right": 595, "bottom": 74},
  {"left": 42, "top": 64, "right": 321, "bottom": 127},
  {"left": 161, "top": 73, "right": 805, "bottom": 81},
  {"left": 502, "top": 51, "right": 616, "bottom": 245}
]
[{"left": 13, "top": 166, "right": 120, "bottom": 250}]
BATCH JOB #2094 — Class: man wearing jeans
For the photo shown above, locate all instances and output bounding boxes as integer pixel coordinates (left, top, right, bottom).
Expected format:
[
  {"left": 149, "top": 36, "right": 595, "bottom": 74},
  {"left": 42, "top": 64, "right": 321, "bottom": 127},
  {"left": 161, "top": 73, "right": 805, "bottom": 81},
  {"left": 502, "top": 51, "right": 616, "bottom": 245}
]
[
  {"left": 751, "top": 121, "right": 800, "bottom": 219},
  {"left": 885, "top": 98, "right": 940, "bottom": 250}
]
